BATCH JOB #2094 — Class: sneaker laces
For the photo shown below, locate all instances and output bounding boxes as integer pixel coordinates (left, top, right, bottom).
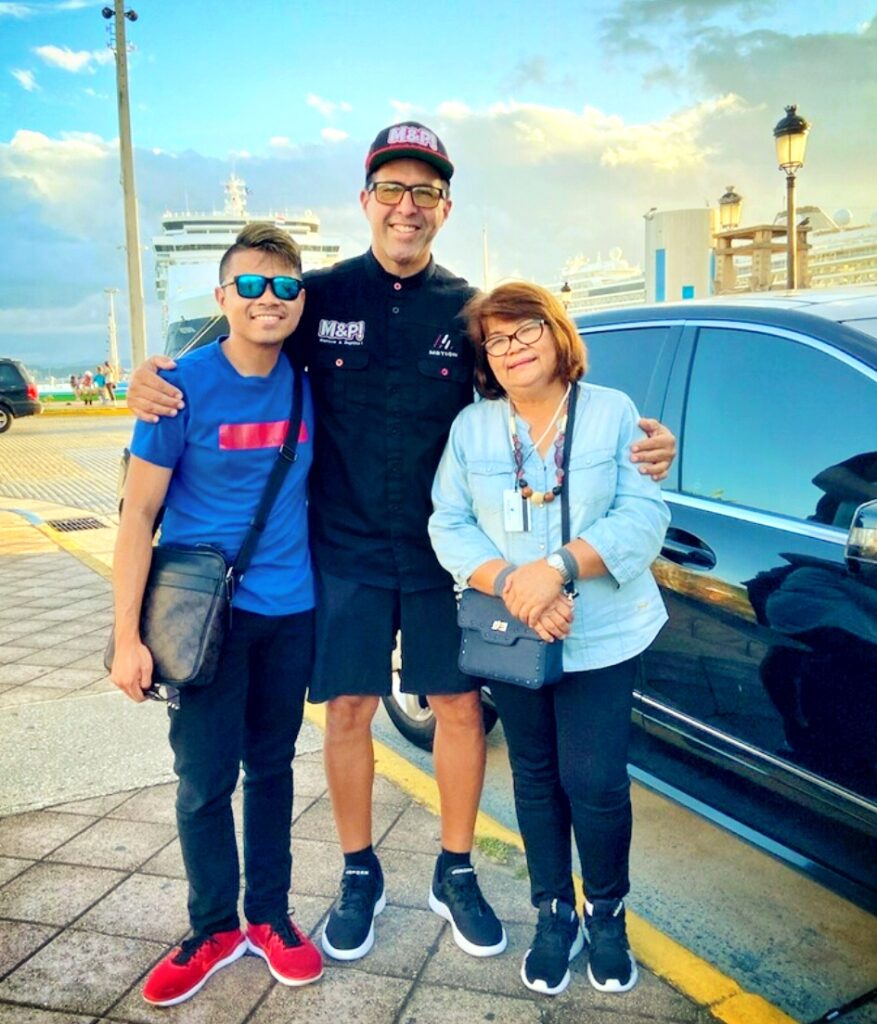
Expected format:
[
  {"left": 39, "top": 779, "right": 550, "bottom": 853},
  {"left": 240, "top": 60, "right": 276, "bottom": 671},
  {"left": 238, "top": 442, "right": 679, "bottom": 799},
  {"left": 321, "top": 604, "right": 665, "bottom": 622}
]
[
  {"left": 534, "top": 899, "right": 574, "bottom": 953},
  {"left": 337, "top": 868, "right": 377, "bottom": 917},
  {"left": 445, "top": 867, "right": 488, "bottom": 915},
  {"left": 266, "top": 916, "right": 303, "bottom": 948},
  {"left": 173, "top": 933, "right": 218, "bottom": 965}
]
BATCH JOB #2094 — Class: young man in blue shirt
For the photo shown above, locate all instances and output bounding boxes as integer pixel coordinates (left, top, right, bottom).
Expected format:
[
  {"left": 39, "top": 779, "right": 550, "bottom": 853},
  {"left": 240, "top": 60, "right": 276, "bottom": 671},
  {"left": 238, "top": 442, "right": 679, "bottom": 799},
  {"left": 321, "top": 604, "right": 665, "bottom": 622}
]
[{"left": 111, "top": 223, "right": 323, "bottom": 1005}]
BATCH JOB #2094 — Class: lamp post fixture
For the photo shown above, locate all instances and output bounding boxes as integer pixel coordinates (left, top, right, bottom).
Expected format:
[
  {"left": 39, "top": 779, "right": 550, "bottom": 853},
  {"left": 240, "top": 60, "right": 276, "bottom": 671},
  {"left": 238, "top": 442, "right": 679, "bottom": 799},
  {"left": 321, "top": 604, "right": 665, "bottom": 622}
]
[
  {"left": 560, "top": 281, "right": 572, "bottom": 312},
  {"left": 718, "top": 186, "right": 743, "bottom": 231},
  {"left": 104, "top": 288, "right": 120, "bottom": 377},
  {"left": 102, "top": 2, "right": 147, "bottom": 368},
  {"left": 773, "top": 104, "right": 810, "bottom": 290}
]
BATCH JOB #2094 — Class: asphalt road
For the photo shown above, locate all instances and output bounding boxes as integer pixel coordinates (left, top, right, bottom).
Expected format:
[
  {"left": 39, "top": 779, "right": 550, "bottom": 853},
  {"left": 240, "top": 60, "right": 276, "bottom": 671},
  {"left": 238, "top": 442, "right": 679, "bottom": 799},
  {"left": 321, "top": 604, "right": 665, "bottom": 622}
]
[{"left": 2, "top": 412, "right": 876, "bottom": 1023}]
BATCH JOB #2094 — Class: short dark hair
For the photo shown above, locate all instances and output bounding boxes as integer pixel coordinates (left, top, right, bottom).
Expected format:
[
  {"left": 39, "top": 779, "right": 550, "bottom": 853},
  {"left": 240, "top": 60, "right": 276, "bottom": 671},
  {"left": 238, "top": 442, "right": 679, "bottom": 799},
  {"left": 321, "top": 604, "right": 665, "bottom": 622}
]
[
  {"left": 463, "top": 282, "right": 587, "bottom": 400},
  {"left": 219, "top": 222, "right": 302, "bottom": 283}
]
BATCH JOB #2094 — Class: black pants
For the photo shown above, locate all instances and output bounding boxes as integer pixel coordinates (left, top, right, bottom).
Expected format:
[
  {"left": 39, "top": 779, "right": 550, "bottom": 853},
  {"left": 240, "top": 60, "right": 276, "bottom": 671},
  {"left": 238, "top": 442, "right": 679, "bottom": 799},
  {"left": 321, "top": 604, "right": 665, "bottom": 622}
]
[
  {"left": 489, "top": 657, "right": 637, "bottom": 908},
  {"left": 168, "top": 608, "right": 314, "bottom": 935}
]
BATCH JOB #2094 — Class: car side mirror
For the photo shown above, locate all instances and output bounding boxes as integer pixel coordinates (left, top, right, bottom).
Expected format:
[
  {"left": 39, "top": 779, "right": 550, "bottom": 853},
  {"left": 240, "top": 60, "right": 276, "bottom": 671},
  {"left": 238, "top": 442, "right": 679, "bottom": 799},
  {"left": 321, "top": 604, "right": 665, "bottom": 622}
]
[{"left": 845, "top": 499, "right": 877, "bottom": 578}]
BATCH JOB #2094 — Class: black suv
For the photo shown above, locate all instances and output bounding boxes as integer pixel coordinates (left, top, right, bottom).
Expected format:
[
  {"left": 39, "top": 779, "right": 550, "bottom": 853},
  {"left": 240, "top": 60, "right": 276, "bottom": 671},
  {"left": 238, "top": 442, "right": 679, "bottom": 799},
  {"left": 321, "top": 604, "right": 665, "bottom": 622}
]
[
  {"left": 385, "top": 287, "right": 877, "bottom": 906},
  {"left": 0, "top": 357, "right": 42, "bottom": 433}
]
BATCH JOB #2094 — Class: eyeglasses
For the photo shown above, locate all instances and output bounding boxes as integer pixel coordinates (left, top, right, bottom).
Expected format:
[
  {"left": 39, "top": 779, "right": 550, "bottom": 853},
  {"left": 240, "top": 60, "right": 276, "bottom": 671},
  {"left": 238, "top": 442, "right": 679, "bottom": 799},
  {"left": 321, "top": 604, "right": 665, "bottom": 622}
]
[
  {"left": 220, "top": 275, "right": 303, "bottom": 301},
  {"left": 484, "top": 319, "right": 545, "bottom": 357},
  {"left": 367, "top": 181, "right": 448, "bottom": 209},
  {"left": 145, "top": 682, "right": 180, "bottom": 711}
]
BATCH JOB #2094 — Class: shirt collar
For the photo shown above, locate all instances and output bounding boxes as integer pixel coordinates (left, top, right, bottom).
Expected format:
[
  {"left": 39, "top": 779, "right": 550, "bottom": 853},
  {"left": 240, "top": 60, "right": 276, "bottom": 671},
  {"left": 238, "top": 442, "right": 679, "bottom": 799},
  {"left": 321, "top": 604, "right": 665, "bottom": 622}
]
[{"left": 365, "top": 248, "right": 435, "bottom": 290}]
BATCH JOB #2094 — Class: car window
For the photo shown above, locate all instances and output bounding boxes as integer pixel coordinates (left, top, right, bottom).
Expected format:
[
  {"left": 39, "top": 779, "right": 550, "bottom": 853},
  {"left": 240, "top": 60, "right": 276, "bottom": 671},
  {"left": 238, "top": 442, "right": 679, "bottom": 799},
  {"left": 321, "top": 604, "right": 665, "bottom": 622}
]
[
  {"left": 580, "top": 325, "right": 670, "bottom": 411},
  {"left": 0, "top": 364, "right": 21, "bottom": 387},
  {"left": 682, "top": 326, "right": 877, "bottom": 527}
]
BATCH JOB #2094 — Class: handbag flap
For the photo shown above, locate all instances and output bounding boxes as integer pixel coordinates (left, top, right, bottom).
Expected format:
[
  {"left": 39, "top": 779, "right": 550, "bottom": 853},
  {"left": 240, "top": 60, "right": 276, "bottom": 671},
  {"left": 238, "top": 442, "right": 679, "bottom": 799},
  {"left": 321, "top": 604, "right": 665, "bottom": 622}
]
[{"left": 457, "top": 590, "right": 542, "bottom": 647}]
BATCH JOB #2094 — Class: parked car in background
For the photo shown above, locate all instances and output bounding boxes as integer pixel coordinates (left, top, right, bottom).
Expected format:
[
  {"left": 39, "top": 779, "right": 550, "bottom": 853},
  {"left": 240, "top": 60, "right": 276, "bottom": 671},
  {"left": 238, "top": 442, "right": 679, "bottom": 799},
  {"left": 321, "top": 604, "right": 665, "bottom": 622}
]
[
  {"left": 383, "top": 287, "right": 877, "bottom": 908},
  {"left": 0, "top": 357, "right": 42, "bottom": 433}
]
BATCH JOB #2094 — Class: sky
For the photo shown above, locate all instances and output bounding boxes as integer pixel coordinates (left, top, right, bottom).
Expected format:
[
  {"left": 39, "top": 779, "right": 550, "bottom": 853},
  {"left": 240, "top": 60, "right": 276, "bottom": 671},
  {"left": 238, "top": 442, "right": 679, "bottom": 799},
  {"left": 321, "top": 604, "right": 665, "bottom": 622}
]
[{"left": 1, "top": 0, "right": 876, "bottom": 368}]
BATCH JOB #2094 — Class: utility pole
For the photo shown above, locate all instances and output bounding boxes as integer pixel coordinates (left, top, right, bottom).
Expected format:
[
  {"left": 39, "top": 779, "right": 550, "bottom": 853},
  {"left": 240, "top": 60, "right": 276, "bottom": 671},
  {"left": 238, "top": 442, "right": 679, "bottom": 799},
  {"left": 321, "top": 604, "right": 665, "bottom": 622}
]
[{"left": 102, "top": 3, "right": 147, "bottom": 367}]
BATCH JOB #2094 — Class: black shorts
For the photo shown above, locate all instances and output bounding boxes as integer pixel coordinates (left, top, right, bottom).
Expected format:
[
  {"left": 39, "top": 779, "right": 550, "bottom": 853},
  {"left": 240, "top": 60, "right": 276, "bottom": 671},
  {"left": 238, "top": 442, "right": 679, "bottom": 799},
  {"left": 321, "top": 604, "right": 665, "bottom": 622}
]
[{"left": 308, "top": 569, "right": 479, "bottom": 703}]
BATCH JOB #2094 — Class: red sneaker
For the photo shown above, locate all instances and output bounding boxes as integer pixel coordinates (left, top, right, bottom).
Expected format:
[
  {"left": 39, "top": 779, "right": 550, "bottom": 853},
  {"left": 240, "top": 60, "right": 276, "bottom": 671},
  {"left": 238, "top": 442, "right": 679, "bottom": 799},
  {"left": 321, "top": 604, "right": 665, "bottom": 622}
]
[
  {"left": 142, "top": 928, "right": 247, "bottom": 1006},
  {"left": 247, "top": 916, "right": 324, "bottom": 986}
]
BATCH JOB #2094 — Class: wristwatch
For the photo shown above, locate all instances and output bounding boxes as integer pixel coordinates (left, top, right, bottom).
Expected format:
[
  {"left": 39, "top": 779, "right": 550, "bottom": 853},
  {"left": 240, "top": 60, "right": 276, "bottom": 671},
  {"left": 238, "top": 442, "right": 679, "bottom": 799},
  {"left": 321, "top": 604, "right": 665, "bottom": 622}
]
[{"left": 545, "top": 552, "right": 572, "bottom": 584}]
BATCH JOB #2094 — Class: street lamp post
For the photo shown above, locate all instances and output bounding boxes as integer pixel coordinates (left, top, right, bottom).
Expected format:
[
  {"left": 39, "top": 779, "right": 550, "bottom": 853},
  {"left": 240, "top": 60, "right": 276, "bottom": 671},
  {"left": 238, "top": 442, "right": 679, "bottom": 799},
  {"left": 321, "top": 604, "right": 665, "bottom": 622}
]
[
  {"left": 560, "top": 281, "right": 572, "bottom": 313},
  {"left": 773, "top": 104, "right": 810, "bottom": 290},
  {"left": 718, "top": 186, "right": 743, "bottom": 231},
  {"left": 102, "top": 2, "right": 147, "bottom": 368},
  {"left": 104, "top": 288, "right": 120, "bottom": 377}
]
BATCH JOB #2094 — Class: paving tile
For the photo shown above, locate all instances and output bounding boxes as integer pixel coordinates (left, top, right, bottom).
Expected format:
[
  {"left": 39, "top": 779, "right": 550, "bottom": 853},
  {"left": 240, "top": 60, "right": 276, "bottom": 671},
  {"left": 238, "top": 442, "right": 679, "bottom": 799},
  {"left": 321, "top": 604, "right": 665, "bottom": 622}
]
[
  {"left": 12, "top": 646, "right": 77, "bottom": 668},
  {"left": 420, "top": 920, "right": 530, "bottom": 997},
  {"left": 0, "top": 621, "right": 51, "bottom": 639},
  {"left": 0, "top": 861, "right": 125, "bottom": 925},
  {"left": 0, "top": 919, "right": 57, "bottom": 976},
  {"left": 68, "top": 653, "right": 109, "bottom": 672},
  {"left": 0, "top": 855, "right": 34, "bottom": 887},
  {"left": 289, "top": 837, "right": 347, "bottom": 899},
  {"left": 289, "top": 755, "right": 328, "bottom": 799},
  {"left": 250, "top": 965, "right": 411, "bottom": 1024},
  {"left": 372, "top": 773, "right": 412, "bottom": 809},
  {"left": 0, "top": 685, "right": 65, "bottom": 707},
  {"left": 50, "top": 792, "right": 134, "bottom": 817},
  {"left": 0, "top": 928, "right": 164, "bottom": 1015},
  {"left": 0, "top": 1007, "right": 94, "bottom": 1024},
  {"left": 47, "top": 817, "right": 177, "bottom": 871},
  {"left": 290, "top": 791, "right": 320, "bottom": 822},
  {"left": 380, "top": 801, "right": 444, "bottom": 854},
  {"left": 29, "top": 608, "right": 89, "bottom": 623},
  {"left": 327, "top": 904, "right": 443, "bottom": 981},
  {"left": 139, "top": 838, "right": 185, "bottom": 880},
  {"left": 0, "top": 645, "right": 38, "bottom": 664},
  {"left": 78, "top": 872, "right": 190, "bottom": 943},
  {"left": 109, "top": 784, "right": 177, "bottom": 826},
  {"left": 13, "top": 666, "right": 105, "bottom": 689},
  {"left": 0, "top": 811, "right": 95, "bottom": 858},
  {"left": 292, "top": 796, "right": 400, "bottom": 846},
  {"left": 287, "top": 892, "right": 333, "bottom": 937},
  {"left": 401, "top": 981, "right": 542, "bottom": 1023},
  {"left": 62, "top": 633, "right": 112, "bottom": 654},
  {"left": 0, "top": 663, "right": 51, "bottom": 685},
  {"left": 107, "top": 952, "right": 272, "bottom": 1024}
]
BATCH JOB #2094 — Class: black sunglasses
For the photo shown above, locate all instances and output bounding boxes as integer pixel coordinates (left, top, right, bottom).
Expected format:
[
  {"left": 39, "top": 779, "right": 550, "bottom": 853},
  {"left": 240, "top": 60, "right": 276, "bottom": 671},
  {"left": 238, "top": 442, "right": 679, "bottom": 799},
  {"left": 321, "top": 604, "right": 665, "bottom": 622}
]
[{"left": 220, "top": 274, "right": 303, "bottom": 301}]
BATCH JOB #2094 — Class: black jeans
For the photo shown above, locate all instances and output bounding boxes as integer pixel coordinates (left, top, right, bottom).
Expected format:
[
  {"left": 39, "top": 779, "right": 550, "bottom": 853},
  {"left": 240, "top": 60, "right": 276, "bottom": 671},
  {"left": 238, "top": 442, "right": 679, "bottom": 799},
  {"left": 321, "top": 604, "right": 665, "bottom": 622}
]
[
  {"left": 489, "top": 656, "right": 637, "bottom": 909},
  {"left": 168, "top": 607, "right": 314, "bottom": 935}
]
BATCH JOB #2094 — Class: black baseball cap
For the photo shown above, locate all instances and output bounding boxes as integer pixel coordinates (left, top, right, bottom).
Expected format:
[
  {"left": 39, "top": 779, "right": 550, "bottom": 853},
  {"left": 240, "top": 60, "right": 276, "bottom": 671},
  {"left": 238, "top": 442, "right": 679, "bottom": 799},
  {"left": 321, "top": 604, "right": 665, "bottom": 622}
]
[{"left": 365, "top": 122, "right": 454, "bottom": 181}]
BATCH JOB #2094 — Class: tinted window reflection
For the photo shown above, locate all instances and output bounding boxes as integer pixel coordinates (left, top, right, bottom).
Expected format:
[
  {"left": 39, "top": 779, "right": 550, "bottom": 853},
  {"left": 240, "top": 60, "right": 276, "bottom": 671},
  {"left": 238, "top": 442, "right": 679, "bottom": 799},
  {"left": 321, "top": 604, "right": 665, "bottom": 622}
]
[
  {"left": 583, "top": 326, "right": 670, "bottom": 412},
  {"left": 683, "top": 327, "right": 877, "bottom": 526}
]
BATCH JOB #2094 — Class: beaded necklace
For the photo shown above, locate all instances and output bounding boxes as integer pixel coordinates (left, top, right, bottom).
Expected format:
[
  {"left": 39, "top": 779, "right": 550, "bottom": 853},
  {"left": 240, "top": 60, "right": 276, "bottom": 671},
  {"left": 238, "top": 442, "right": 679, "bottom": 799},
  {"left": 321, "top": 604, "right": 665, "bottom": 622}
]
[{"left": 507, "top": 383, "right": 571, "bottom": 506}]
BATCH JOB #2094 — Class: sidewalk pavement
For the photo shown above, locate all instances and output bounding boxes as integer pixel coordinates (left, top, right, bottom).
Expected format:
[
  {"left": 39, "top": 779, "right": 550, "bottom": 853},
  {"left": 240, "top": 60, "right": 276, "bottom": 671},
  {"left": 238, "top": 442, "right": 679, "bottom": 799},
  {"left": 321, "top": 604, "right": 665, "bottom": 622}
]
[{"left": 0, "top": 507, "right": 780, "bottom": 1024}]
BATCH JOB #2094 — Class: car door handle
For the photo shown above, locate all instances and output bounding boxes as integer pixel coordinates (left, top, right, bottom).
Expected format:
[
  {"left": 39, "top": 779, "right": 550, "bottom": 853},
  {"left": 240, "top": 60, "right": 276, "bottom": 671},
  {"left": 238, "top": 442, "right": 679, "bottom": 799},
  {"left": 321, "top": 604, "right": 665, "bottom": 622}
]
[{"left": 660, "top": 529, "right": 717, "bottom": 570}]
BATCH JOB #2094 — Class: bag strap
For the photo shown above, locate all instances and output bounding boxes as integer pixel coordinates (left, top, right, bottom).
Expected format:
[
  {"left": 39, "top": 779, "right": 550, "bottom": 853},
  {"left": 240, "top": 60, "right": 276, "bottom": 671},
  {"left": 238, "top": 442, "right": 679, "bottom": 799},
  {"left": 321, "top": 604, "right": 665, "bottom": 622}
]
[
  {"left": 560, "top": 382, "right": 578, "bottom": 594},
  {"left": 232, "top": 365, "right": 304, "bottom": 583}
]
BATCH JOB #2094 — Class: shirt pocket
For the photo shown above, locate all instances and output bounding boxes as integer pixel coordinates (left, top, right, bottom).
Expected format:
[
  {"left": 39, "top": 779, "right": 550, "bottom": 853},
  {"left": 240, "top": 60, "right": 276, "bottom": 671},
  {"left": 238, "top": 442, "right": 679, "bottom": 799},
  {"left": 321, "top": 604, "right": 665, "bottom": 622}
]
[
  {"left": 417, "top": 358, "right": 472, "bottom": 421},
  {"left": 314, "top": 347, "right": 370, "bottom": 410},
  {"left": 568, "top": 447, "right": 616, "bottom": 522},
  {"left": 466, "top": 458, "right": 514, "bottom": 525}
]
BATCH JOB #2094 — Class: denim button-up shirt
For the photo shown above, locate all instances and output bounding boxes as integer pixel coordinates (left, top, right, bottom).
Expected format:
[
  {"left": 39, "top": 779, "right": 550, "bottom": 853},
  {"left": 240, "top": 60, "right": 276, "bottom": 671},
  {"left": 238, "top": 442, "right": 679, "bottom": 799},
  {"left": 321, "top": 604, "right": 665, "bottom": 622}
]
[{"left": 428, "top": 381, "right": 670, "bottom": 672}]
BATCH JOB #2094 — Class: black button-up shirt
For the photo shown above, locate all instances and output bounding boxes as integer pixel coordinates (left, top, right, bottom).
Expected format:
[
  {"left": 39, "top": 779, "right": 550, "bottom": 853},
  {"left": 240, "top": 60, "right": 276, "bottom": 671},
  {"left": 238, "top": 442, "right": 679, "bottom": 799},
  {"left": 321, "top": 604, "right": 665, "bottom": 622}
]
[{"left": 289, "top": 250, "right": 477, "bottom": 591}]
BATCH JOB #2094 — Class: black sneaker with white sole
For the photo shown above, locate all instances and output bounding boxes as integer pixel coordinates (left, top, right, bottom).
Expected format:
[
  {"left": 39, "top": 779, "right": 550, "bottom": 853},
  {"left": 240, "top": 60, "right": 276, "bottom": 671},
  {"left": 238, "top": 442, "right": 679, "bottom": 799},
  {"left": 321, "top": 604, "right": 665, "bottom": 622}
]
[
  {"left": 321, "top": 862, "right": 385, "bottom": 961},
  {"left": 584, "top": 898, "right": 638, "bottom": 993},
  {"left": 428, "top": 860, "right": 507, "bottom": 957},
  {"left": 521, "top": 898, "right": 584, "bottom": 996}
]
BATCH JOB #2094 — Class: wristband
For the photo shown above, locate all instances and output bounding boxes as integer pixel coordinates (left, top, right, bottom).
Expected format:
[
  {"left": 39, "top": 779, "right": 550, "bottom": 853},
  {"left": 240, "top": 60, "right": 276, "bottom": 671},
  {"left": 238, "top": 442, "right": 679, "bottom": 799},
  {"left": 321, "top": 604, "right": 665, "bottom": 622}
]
[
  {"left": 493, "top": 564, "right": 516, "bottom": 596},
  {"left": 556, "top": 546, "right": 579, "bottom": 581}
]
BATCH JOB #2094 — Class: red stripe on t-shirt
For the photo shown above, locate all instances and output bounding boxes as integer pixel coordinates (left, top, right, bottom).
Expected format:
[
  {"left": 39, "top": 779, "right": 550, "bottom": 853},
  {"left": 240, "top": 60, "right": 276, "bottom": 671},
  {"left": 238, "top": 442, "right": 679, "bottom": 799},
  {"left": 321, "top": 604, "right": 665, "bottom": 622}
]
[{"left": 219, "top": 420, "right": 309, "bottom": 450}]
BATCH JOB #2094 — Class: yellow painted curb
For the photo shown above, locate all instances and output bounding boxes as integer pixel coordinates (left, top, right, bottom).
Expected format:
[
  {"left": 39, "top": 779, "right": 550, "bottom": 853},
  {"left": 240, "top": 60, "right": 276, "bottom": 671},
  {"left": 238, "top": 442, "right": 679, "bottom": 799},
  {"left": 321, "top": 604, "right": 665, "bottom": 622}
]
[
  {"left": 35, "top": 521, "right": 113, "bottom": 580},
  {"left": 301, "top": 700, "right": 799, "bottom": 1024},
  {"left": 40, "top": 406, "right": 132, "bottom": 417}
]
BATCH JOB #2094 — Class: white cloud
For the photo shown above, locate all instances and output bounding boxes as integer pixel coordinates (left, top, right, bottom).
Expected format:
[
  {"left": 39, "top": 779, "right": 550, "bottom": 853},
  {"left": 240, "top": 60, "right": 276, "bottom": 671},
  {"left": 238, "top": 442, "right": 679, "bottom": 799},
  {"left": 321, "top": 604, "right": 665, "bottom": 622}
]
[
  {"left": 436, "top": 101, "right": 471, "bottom": 120},
  {"left": 389, "top": 99, "right": 422, "bottom": 119},
  {"left": 269, "top": 136, "right": 290, "bottom": 148},
  {"left": 321, "top": 128, "right": 349, "bottom": 143},
  {"left": 33, "top": 43, "right": 112, "bottom": 73},
  {"left": 0, "top": 3, "right": 32, "bottom": 16},
  {"left": 11, "top": 68, "right": 38, "bottom": 91},
  {"left": 306, "top": 93, "right": 351, "bottom": 120}
]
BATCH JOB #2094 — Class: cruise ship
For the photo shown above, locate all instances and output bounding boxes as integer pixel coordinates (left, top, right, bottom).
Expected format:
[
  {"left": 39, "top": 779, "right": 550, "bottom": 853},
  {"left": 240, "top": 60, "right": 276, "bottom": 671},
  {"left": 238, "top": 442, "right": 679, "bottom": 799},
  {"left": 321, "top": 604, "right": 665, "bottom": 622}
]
[
  {"left": 550, "top": 249, "right": 645, "bottom": 315},
  {"left": 153, "top": 175, "right": 341, "bottom": 356}
]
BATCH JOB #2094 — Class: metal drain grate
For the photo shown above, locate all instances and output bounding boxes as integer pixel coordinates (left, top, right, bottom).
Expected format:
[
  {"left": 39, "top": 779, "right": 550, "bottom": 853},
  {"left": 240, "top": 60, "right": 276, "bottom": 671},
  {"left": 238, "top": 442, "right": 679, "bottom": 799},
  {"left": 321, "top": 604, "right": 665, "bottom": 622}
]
[{"left": 46, "top": 517, "right": 107, "bottom": 532}]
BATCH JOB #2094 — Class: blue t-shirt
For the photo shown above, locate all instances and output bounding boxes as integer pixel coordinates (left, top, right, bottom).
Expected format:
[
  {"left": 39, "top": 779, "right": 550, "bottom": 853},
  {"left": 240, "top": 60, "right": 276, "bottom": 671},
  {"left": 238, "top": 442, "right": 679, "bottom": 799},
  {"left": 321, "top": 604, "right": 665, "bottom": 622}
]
[{"left": 130, "top": 340, "right": 315, "bottom": 616}]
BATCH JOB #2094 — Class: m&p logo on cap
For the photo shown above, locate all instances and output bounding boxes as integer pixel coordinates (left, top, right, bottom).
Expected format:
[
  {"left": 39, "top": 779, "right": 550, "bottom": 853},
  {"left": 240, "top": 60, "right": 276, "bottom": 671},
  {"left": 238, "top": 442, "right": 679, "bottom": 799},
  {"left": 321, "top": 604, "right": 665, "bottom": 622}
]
[{"left": 387, "top": 124, "right": 439, "bottom": 153}]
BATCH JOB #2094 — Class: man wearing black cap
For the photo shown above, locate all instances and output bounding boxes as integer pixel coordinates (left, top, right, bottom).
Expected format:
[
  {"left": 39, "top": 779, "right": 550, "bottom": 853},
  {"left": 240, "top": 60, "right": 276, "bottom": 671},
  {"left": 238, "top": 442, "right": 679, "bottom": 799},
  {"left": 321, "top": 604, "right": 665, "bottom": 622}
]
[{"left": 125, "top": 120, "right": 676, "bottom": 965}]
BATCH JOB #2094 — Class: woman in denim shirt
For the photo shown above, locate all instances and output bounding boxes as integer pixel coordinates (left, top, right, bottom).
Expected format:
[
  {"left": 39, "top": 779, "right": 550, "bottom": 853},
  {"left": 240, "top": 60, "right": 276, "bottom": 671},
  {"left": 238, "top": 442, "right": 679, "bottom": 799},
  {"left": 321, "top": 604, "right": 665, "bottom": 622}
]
[{"left": 429, "top": 282, "right": 669, "bottom": 999}]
